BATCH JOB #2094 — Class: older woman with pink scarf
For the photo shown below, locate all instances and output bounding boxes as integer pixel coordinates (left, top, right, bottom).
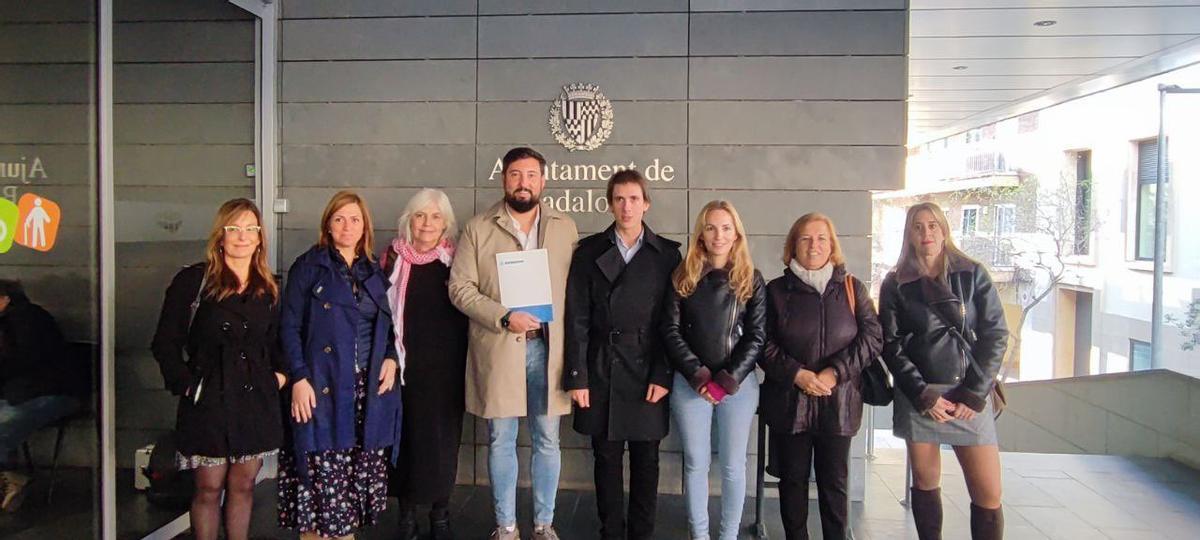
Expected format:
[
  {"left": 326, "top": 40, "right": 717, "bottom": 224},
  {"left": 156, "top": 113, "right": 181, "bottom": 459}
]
[{"left": 380, "top": 188, "right": 468, "bottom": 540}]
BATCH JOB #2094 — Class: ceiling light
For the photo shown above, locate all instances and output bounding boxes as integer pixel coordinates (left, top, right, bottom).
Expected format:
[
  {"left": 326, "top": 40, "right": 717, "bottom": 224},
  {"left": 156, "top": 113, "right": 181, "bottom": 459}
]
[
  {"left": 1034, "top": 20, "right": 1057, "bottom": 27},
  {"left": 952, "top": 65, "right": 968, "bottom": 71}
]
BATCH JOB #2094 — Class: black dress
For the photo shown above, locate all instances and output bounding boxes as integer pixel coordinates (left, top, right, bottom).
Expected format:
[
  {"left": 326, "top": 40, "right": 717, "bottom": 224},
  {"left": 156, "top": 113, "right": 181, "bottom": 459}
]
[{"left": 388, "top": 260, "right": 469, "bottom": 505}]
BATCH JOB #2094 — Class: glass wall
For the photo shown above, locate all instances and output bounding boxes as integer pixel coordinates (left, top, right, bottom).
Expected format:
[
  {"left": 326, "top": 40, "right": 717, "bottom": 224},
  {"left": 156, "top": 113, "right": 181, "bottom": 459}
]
[
  {"left": 111, "top": 0, "right": 257, "bottom": 537},
  {"left": 0, "top": 1, "right": 101, "bottom": 537}
]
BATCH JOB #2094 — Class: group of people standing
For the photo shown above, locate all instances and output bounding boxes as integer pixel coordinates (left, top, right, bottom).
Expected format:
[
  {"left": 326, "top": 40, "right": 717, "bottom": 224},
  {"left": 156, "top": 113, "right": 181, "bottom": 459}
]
[{"left": 151, "top": 146, "right": 1009, "bottom": 540}]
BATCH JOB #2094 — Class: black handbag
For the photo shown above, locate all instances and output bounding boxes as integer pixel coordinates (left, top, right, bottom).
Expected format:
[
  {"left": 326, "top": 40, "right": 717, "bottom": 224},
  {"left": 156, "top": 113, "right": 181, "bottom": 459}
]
[{"left": 845, "top": 275, "right": 893, "bottom": 406}]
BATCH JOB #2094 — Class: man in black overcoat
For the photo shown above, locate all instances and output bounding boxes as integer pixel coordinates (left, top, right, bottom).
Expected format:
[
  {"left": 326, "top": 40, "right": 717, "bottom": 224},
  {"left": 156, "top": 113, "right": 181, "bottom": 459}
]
[{"left": 563, "top": 170, "right": 682, "bottom": 540}]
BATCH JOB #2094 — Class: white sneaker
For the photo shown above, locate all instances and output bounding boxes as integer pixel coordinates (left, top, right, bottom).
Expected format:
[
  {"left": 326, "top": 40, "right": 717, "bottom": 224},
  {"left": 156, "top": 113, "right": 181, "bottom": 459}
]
[{"left": 489, "top": 525, "right": 520, "bottom": 540}]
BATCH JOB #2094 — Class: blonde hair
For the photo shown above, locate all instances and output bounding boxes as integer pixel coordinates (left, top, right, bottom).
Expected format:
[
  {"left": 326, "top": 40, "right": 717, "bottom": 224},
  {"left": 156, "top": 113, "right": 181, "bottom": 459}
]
[
  {"left": 203, "top": 198, "right": 278, "bottom": 303},
  {"left": 895, "top": 201, "right": 972, "bottom": 278},
  {"left": 673, "top": 200, "right": 756, "bottom": 302},
  {"left": 782, "top": 212, "right": 845, "bottom": 267},
  {"left": 318, "top": 190, "right": 375, "bottom": 261},
  {"left": 397, "top": 188, "right": 457, "bottom": 244}
]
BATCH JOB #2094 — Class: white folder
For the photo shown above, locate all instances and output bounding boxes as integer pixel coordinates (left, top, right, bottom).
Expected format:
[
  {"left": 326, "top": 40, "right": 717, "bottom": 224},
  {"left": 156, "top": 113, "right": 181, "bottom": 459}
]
[{"left": 496, "top": 248, "right": 554, "bottom": 322}]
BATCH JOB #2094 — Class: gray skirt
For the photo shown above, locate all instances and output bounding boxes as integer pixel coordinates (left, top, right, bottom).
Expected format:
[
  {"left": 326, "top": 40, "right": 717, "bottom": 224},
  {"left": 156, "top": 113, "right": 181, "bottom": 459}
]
[{"left": 893, "top": 383, "right": 997, "bottom": 446}]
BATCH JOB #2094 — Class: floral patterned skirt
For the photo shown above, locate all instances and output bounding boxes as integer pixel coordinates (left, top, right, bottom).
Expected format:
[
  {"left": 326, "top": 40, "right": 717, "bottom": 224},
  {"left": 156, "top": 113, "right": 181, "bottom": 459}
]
[{"left": 277, "top": 368, "right": 389, "bottom": 537}]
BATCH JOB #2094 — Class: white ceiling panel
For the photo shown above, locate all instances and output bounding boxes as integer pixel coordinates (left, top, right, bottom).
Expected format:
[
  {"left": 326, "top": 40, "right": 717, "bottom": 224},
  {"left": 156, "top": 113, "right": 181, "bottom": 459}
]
[
  {"left": 908, "top": 101, "right": 1010, "bottom": 111},
  {"left": 909, "top": 75, "right": 1081, "bottom": 90},
  {"left": 911, "top": 35, "right": 1196, "bottom": 59},
  {"left": 910, "top": 57, "right": 1129, "bottom": 76},
  {"left": 910, "top": 89, "right": 1043, "bottom": 101},
  {"left": 908, "top": 1, "right": 1200, "bottom": 144},
  {"left": 911, "top": 7, "right": 1200, "bottom": 37},
  {"left": 909, "top": 111, "right": 977, "bottom": 120}
]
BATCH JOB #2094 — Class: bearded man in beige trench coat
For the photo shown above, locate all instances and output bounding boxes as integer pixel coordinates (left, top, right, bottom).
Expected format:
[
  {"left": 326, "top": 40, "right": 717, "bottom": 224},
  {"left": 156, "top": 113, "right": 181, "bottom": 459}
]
[{"left": 448, "top": 147, "right": 578, "bottom": 540}]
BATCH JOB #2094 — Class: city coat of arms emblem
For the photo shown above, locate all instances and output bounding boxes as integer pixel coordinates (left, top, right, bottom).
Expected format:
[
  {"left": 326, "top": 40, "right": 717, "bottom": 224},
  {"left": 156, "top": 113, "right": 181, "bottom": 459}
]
[{"left": 549, "top": 83, "right": 614, "bottom": 152}]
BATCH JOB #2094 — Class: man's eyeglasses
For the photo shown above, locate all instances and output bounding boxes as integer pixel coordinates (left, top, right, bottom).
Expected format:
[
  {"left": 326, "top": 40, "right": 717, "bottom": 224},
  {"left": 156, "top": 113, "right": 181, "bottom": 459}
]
[{"left": 222, "top": 225, "right": 263, "bottom": 234}]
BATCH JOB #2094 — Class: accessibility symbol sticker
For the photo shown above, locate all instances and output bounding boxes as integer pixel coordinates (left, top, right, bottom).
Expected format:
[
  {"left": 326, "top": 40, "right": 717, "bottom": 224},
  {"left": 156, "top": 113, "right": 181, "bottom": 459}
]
[
  {"left": 0, "top": 198, "right": 16, "bottom": 254},
  {"left": 15, "top": 193, "right": 60, "bottom": 252}
]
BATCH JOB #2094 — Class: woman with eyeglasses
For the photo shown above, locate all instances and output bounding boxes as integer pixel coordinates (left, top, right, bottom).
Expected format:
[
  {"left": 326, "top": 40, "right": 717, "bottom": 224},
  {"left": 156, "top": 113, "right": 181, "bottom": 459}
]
[{"left": 151, "top": 198, "right": 286, "bottom": 540}]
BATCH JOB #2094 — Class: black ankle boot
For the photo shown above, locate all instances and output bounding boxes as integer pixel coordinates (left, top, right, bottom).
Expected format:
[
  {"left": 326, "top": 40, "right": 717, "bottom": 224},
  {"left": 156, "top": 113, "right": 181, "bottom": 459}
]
[
  {"left": 970, "top": 503, "right": 1004, "bottom": 540},
  {"left": 429, "top": 509, "right": 454, "bottom": 540},
  {"left": 910, "top": 487, "right": 943, "bottom": 540},
  {"left": 397, "top": 507, "right": 419, "bottom": 540}
]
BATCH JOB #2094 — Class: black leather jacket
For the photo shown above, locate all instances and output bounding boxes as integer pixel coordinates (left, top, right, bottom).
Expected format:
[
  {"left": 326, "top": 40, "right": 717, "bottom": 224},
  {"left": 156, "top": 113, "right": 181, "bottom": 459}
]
[
  {"left": 878, "top": 252, "right": 1009, "bottom": 413},
  {"left": 662, "top": 268, "right": 767, "bottom": 395}
]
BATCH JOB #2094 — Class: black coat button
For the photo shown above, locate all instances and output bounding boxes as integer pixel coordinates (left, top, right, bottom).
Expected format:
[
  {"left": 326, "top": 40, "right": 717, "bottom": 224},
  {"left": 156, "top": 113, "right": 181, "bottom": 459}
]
[
  {"left": 244, "top": 384, "right": 253, "bottom": 391},
  {"left": 239, "top": 352, "right": 247, "bottom": 359},
  {"left": 243, "top": 321, "right": 250, "bottom": 329},
  {"left": 221, "top": 322, "right": 231, "bottom": 331},
  {"left": 323, "top": 346, "right": 332, "bottom": 353}
]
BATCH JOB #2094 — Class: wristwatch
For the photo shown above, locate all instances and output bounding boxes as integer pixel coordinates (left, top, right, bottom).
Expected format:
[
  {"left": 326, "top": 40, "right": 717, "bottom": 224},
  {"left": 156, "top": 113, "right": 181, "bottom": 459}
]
[{"left": 500, "top": 311, "right": 513, "bottom": 329}]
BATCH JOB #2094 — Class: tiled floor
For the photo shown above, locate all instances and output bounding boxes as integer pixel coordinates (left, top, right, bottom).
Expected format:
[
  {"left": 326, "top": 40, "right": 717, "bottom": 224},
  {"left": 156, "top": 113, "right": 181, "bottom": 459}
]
[
  {"left": 234, "top": 440, "right": 1200, "bottom": 539},
  {"left": 6, "top": 436, "right": 1200, "bottom": 539}
]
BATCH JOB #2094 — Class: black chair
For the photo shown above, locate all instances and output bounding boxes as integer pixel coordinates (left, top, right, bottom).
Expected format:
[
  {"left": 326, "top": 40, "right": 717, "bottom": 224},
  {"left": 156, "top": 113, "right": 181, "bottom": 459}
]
[{"left": 17, "top": 341, "right": 95, "bottom": 506}]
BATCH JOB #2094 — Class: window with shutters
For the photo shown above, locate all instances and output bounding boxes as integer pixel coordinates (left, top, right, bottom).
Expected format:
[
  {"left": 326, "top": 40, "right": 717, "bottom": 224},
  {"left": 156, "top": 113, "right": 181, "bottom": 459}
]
[{"left": 1134, "top": 139, "right": 1167, "bottom": 261}]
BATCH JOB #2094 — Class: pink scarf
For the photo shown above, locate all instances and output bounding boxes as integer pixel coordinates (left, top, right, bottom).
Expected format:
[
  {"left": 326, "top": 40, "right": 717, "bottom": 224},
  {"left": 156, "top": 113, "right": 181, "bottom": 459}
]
[{"left": 384, "top": 237, "right": 455, "bottom": 385}]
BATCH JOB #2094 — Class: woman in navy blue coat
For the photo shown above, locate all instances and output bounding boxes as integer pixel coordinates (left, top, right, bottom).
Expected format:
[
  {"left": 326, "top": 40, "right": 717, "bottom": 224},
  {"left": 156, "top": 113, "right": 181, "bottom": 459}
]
[{"left": 276, "top": 191, "right": 402, "bottom": 540}]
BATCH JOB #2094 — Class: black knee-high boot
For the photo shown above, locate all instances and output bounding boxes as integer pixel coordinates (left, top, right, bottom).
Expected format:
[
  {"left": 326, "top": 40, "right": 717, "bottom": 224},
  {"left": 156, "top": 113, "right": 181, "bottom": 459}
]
[
  {"left": 970, "top": 503, "right": 1003, "bottom": 540},
  {"left": 909, "top": 487, "right": 943, "bottom": 540}
]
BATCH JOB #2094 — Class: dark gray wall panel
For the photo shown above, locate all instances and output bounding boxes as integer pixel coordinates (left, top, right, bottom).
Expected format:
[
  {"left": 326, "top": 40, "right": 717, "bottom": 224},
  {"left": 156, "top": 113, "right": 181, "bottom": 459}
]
[
  {"left": 474, "top": 144, "right": 687, "bottom": 189},
  {"left": 689, "top": 101, "right": 905, "bottom": 146},
  {"left": 281, "top": 18, "right": 476, "bottom": 60},
  {"left": 0, "top": 24, "right": 91, "bottom": 63},
  {"left": 0, "top": 226, "right": 91, "bottom": 268},
  {"left": 478, "top": 58, "right": 687, "bottom": 101},
  {"left": 478, "top": 14, "right": 687, "bottom": 58},
  {"left": 478, "top": 102, "right": 686, "bottom": 145},
  {"left": 691, "top": 0, "right": 905, "bottom": 10},
  {"left": 115, "top": 104, "right": 254, "bottom": 144},
  {"left": 690, "top": 145, "right": 904, "bottom": 191},
  {"left": 279, "top": 186, "right": 477, "bottom": 234},
  {"left": 115, "top": 63, "right": 254, "bottom": 104},
  {"left": 117, "top": 0, "right": 251, "bottom": 21},
  {"left": 115, "top": 21, "right": 254, "bottom": 62},
  {"left": 687, "top": 189, "right": 871, "bottom": 236},
  {"left": 690, "top": 11, "right": 905, "bottom": 56},
  {"left": 283, "top": 0, "right": 477, "bottom": 18},
  {"left": 748, "top": 234, "right": 871, "bottom": 280},
  {"left": 0, "top": 145, "right": 92, "bottom": 186},
  {"left": 479, "top": 0, "right": 687, "bottom": 14},
  {"left": 282, "top": 60, "right": 477, "bottom": 102},
  {"left": 282, "top": 144, "right": 477, "bottom": 188},
  {"left": 689, "top": 56, "right": 906, "bottom": 100},
  {"left": 116, "top": 144, "right": 254, "bottom": 187},
  {"left": 0, "top": 1, "right": 92, "bottom": 22},
  {"left": 0, "top": 65, "right": 91, "bottom": 104},
  {"left": 281, "top": 103, "right": 476, "bottom": 144},
  {"left": 0, "top": 105, "right": 91, "bottom": 144}
]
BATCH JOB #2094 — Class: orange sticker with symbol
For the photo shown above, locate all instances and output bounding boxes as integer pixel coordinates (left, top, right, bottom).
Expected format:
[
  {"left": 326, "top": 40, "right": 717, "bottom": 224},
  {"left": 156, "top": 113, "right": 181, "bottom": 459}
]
[{"left": 15, "top": 193, "right": 60, "bottom": 252}]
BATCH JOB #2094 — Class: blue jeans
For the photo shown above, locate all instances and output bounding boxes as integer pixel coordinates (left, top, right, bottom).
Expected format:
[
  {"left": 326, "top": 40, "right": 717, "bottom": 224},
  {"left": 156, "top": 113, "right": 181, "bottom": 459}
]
[
  {"left": 487, "top": 337, "right": 560, "bottom": 527},
  {"left": 0, "top": 395, "right": 80, "bottom": 457},
  {"left": 671, "top": 371, "right": 760, "bottom": 540}
]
